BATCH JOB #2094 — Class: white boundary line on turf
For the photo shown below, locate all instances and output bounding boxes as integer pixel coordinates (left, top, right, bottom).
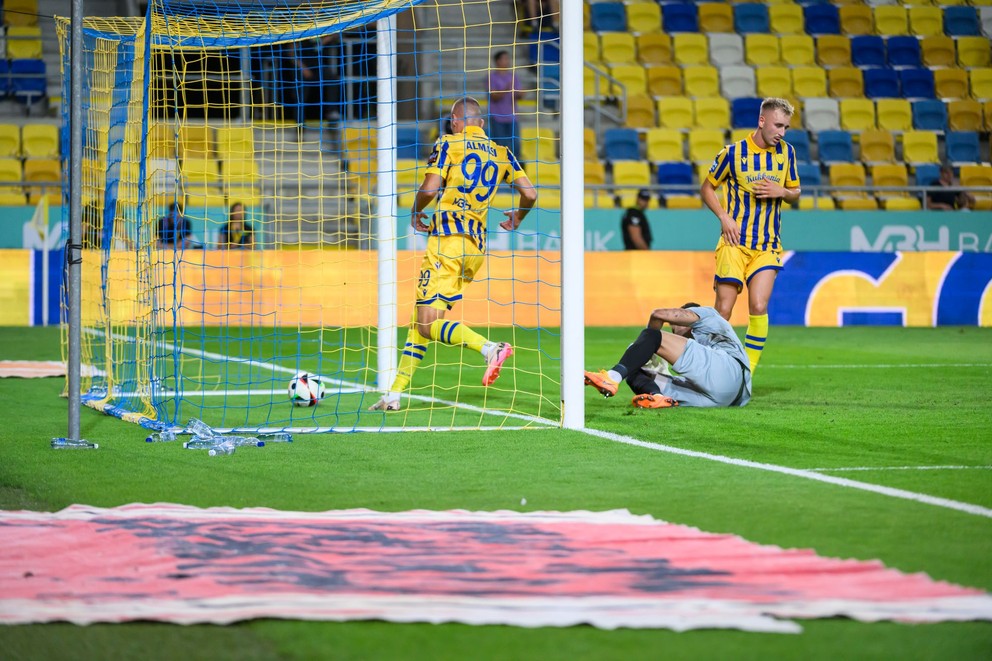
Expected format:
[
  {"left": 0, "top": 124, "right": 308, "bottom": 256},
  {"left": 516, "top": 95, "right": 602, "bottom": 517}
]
[
  {"left": 809, "top": 465, "right": 992, "bottom": 472},
  {"left": 765, "top": 363, "right": 992, "bottom": 369},
  {"left": 581, "top": 427, "right": 992, "bottom": 519}
]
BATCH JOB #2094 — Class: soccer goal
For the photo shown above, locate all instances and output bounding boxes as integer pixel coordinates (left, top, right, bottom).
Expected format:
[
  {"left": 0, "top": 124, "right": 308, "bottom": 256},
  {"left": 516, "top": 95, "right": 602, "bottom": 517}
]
[{"left": 57, "top": 0, "right": 584, "bottom": 434}]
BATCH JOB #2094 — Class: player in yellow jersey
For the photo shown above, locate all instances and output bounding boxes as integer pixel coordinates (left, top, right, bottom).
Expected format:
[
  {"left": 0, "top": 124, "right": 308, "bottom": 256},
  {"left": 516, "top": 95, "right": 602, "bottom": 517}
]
[
  {"left": 700, "top": 97, "right": 801, "bottom": 373},
  {"left": 370, "top": 97, "right": 537, "bottom": 411}
]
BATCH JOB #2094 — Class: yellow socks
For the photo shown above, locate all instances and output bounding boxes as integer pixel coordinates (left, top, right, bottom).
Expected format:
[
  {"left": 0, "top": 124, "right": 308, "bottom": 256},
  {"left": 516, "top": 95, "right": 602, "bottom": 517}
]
[
  {"left": 745, "top": 313, "right": 768, "bottom": 372},
  {"left": 390, "top": 327, "right": 430, "bottom": 393},
  {"left": 430, "top": 319, "right": 487, "bottom": 354}
]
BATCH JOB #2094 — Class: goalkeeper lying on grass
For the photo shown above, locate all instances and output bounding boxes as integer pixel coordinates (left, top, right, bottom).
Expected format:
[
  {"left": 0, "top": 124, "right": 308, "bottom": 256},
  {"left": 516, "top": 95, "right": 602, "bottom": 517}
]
[{"left": 584, "top": 303, "right": 752, "bottom": 409}]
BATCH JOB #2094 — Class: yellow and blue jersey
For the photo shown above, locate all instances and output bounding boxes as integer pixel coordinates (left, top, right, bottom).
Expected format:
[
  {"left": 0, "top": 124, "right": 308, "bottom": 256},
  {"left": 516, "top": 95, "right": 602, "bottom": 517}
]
[
  {"left": 424, "top": 125, "right": 526, "bottom": 250},
  {"left": 706, "top": 134, "right": 800, "bottom": 251}
]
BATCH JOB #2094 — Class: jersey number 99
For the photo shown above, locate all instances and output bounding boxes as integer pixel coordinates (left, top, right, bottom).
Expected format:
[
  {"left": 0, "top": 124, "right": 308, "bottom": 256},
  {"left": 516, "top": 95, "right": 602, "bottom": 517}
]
[{"left": 457, "top": 153, "right": 499, "bottom": 203}]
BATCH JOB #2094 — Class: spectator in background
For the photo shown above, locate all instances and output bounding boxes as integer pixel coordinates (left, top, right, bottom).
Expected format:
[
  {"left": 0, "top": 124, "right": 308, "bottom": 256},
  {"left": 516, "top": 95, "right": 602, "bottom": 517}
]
[
  {"left": 487, "top": 50, "right": 524, "bottom": 159},
  {"left": 927, "top": 165, "right": 975, "bottom": 211},
  {"left": 280, "top": 36, "right": 343, "bottom": 130},
  {"left": 524, "top": 0, "right": 560, "bottom": 33},
  {"left": 218, "top": 202, "right": 254, "bottom": 249},
  {"left": 620, "top": 189, "right": 654, "bottom": 250},
  {"left": 157, "top": 202, "right": 200, "bottom": 249}
]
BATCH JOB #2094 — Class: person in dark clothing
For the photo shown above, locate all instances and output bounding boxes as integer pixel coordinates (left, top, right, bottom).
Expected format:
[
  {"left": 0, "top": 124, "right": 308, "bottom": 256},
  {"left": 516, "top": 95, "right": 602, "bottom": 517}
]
[
  {"left": 927, "top": 165, "right": 975, "bottom": 211},
  {"left": 621, "top": 189, "right": 654, "bottom": 250},
  {"left": 157, "top": 202, "right": 200, "bottom": 249},
  {"left": 218, "top": 202, "right": 254, "bottom": 249}
]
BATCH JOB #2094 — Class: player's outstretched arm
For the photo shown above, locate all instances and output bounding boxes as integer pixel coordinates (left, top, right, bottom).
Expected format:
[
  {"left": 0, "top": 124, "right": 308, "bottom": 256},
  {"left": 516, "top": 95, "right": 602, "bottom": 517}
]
[
  {"left": 502, "top": 175, "right": 537, "bottom": 231},
  {"left": 648, "top": 307, "right": 700, "bottom": 330}
]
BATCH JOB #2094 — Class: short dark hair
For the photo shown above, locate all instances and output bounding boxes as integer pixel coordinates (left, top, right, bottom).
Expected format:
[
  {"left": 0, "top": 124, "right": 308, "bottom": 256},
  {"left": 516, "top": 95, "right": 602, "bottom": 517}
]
[
  {"left": 493, "top": 50, "right": 509, "bottom": 63},
  {"left": 681, "top": 302, "right": 701, "bottom": 309}
]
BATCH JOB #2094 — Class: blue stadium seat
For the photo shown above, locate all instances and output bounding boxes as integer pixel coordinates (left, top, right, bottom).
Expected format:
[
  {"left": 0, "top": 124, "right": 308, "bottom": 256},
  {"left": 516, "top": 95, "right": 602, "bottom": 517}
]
[
  {"left": 886, "top": 36, "right": 921, "bottom": 68},
  {"left": 602, "top": 128, "right": 641, "bottom": 161},
  {"left": 864, "top": 68, "right": 900, "bottom": 98},
  {"left": 529, "top": 36, "right": 560, "bottom": 64},
  {"left": 0, "top": 60, "right": 8, "bottom": 98},
  {"left": 731, "top": 97, "right": 763, "bottom": 129},
  {"left": 946, "top": 131, "right": 981, "bottom": 164},
  {"left": 590, "top": 3, "right": 627, "bottom": 32},
  {"left": 734, "top": 4, "right": 770, "bottom": 34},
  {"left": 662, "top": 4, "right": 699, "bottom": 33},
  {"left": 396, "top": 127, "right": 422, "bottom": 160},
  {"left": 9, "top": 59, "right": 46, "bottom": 105},
  {"left": 851, "top": 36, "right": 885, "bottom": 68},
  {"left": 944, "top": 7, "right": 981, "bottom": 37},
  {"left": 803, "top": 4, "right": 840, "bottom": 35},
  {"left": 656, "top": 161, "right": 694, "bottom": 193},
  {"left": 911, "top": 100, "right": 947, "bottom": 131},
  {"left": 797, "top": 162, "right": 822, "bottom": 187},
  {"left": 817, "top": 130, "right": 853, "bottom": 163},
  {"left": 915, "top": 163, "right": 941, "bottom": 187},
  {"left": 785, "top": 129, "right": 811, "bottom": 163},
  {"left": 901, "top": 69, "right": 935, "bottom": 99}
]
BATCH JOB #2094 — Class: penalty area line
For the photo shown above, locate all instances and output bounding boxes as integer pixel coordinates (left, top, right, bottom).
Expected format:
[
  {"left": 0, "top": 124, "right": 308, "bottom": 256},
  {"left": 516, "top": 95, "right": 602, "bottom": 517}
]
[
  {"left": 766, "top": 363, "right": 992, "bottom": 369},
  {"left": 809, "top": 465, "right": 992, "bottom": 472},
  {"left": 582, "top": 427, "right": 992, "bottom": 519}
]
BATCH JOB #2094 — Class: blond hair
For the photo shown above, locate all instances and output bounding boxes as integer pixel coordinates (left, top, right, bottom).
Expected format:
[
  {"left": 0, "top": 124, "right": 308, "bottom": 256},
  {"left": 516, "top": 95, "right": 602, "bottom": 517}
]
[{"left": 760, "top": 97, "right": 794, "bottom": 117}]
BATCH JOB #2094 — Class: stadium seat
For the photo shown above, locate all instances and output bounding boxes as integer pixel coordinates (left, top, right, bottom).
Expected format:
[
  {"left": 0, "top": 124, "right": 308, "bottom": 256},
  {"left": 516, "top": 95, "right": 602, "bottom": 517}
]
[
  {"left": 935, "top": 68, "right": 969, "bottom": 99},
  {"left": 731, "top": 98, "right": 763, "bottom": 129},
  {"left": 914, "top": 163, "right": 941, "bottom": 189},
  {"left": 757, "top": 67, "right": 792, "bottom": 99},
  {"left": 624, "top": 94, "right": 656, "bottom": 129},
  {"left": 958, "top": 37, "right": 992, "bottom": 68},
  {"left": 394, "top": 158, "right": 421, "bottom": 189},
  {"left": 909, "top": 7, "right": 943, "bottom": 38},
  {"left": 224, "top": 158, "right": 259, "bottom": 184},
  {"left": 0, "top": 158, "right": 23, "bottom": 183},
  {"left": 873, "top": 5, "right": 909, "bottom": 36},
  {"left": 23, "top": 158, "right": 60, "bottom": 204},
  {"left": 770, "top": 3, "right": 804, "bottom": 34},
  {"left": 708, "top": 34, "right": 744, "bottom": 67},
  {"left": 656, "top": 162, "right": 695, "bottom": 195},
  {"left": 584, "top": 32, "right": 601, "bottom": 64},
  {"left": 5, "top": 26, "right": 43, "bottom": 60},
  {"left": 818, "top": 130, "right": 854, "bottom": 163},
  {"left": 921, "top": 36, "right": 956, "bottom": 68},
  {"left": 970, "top": 69, "right": 992, "bottom": 100},
  {"left": 683, "top": 66, "right": 720, "bottom": 97},
  {"left": 21, "top": 124, "right": 58, "bottom": 159},
  {"left": 828, "top": 162, "right": 867, "bottom": 192},
  {"left": 785, "top": 129, "right": 811, "bottom": 163},
  {"left": 816, "top": 35, "right": 852, "bottom": 67},
  {"left": 0, "top": 125, "right": 21, "bottom": 158},
  {"left": 3, "top": 0, "right": 39, "bottom": 26},
  {"left": 600, "top": 33, "right": 637, "bottom": 65},
  {"left": 944, "top": 7, "right": 981, "bottom": 37},
  {"left": 694, "top": 97, "right": 730, "bottom": 128},
  {"left": 646, "top": 128, "right": 684, "bottom": 163},
  {"left": 688, "top": 129, "right": 727, "bottom": 164},
  {"left": 870, "top": 164, "right": 909, "bottom": 200},
  {"left": 901, "top": 131, "right": 939, "bottom": 164},
  {"left": 886, "top": 37, "right": 921, "bottom": 68},
  {"left": 880, "top": 197, "right": 921, "bottom": 211},
  {"left": 730, "top": 128, "right": 753, "bottom": 144},
  {"left": 583, "top": 127, "right": 597, "bottom": 159},
  {"left": 983, "top": 101, "right": 992, "bottom": 131},
  {"left": 793, "top": 66, "right": 828, "bottom": 99},
  {"left": 859, "top": 128, "right": 895, "bottom": 164},
  {"left": 851, "top": 36, "right": 886, "bottom": 68},
  {"left": 779, "top": 35, "right": 816, "bottom": 67},
  {"left": 745, "top": 34, "right": 780, "bottom": 66},
  {"left": 662, "top": 4, "right": 698, "bottom": 33},
  {"left": 637, "top": 33, "right": 672, "bottom": 65},
  {"left": 804, "top": 4, "right": 841, "bottom": 35},
  {"left": 901, "top": 69, "right": 935, "bottom": 100},
  {"left": 797, "top": 162, "right": 822, "bottom": 188},
  {"left": 804, "top": 98, "right": 841, "bottom": 132},
  {"left": 946, "top": 131, "right": 981, "bottom": 164},
  {"left": 609, "top": 64, "right": 647, "bottom": 95},
  {"left": 181, "top": 155, "right": 221, "bottom": 184},
  {"left": 646, "top": 65, "right": 682, "bottom": 97},
  {"left": 735, "top": 4, "right": 770, "bottom": 34},
  {"left": 673, "top": 33, "right": 709, "bottom": 66},
  {"left": 519, "top": 126, "right": 557, "bottom": 163},
  {"left": 395, "top": 126, "right": 422, "bottom": 160},
  {"left": 959, "top": 164, "right": 992, "bottom": 188},
  {"left": 829, "top": 67, "right": 864, "bottom": 98},
  {"left": 147, "top": 123, "right": 177, "bottom": 160},
  {"left": 656, "top": 97, "right": 693, "bottom": 130},
  {"left": 530, "top": 161, "right": 561, "bottom": 188},
  {"left": 9, "top": 59, "right": 46, "bottom": 105},
  {"left": 214, "top": 126, "right": 254, "bottom": 160},
  {"left": 911, "top": 100, "right": 948, "bottom": 131},
  {"left": 840, "top": 98, "right": 876, "bottom": 131},
  {"left": 590, "top": 3, "right": 626, "bottom": 32},
  {"left": 876, "top": 99, "right": 913, "bottom": 131},
  {"left": 864, "top": 69, "right": 900, "bottom": 98},
  {"left": 948, "top": 99, "right": 983, "bottom": 131},
  {"left": 626, "top": 2, "right": 661, "bottom": 34},
  {"left": 611, "top": 161, "right": 651, "bottom": 201},
  {"left": 839, "top": 5, "right": 873, "bottom": 36},
  {"left": 720, "top": 66, "right": 756, "bottom": 100},
  {"left": 603, "top": 128, "right": 641, "bottom": 161},
  {"left": 179, "top": 125, "right": 215, "bottom": 160},
  {"left": 584, "top": 159, "right": 607, "bottom": 187},
  {"left": 698, "top": 3, "right": 734, "bottom": 33}
]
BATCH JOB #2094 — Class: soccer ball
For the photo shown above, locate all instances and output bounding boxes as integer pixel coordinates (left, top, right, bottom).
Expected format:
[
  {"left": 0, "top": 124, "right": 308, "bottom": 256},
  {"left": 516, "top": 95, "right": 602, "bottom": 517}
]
[{"left": 288, "top": 372, "right": 325, "bottom": 407}]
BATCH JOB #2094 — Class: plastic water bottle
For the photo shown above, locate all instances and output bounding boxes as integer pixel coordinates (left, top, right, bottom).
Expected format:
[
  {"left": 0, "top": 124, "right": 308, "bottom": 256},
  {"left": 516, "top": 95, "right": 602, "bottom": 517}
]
[
  {"left": 258, "top": 432, "right": 293, "bottom": 443},
  {"left": 186, "top": 418, "right": 216, "bottom": 439},
  {"left": 51, "top": 438, "right": 99, "bottom": 450},
  {"left": 183, "top": 438, "right": 218, "bottom": 450},
  {"left": 207, "top": 441, "right": 236, "bottom": 456},
  {"left": 217, "top": 436, "right": 265, "bottom": 448},
  {"left": 145, "top": 431, "right": 178, "bottom": 443}
]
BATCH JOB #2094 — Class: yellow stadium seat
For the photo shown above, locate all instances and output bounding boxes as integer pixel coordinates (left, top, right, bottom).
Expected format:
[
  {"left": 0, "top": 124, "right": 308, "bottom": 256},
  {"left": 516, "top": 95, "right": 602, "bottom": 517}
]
[
  {"left": 798, "top": 195, "right": 836, "bottom": 211},
  {"left": 688, "top": 129, "right": 726, "bottom": 164},
  {"left": 901, "top": 131, "right": 939, "bottom": 165},
  {"left": 585, "top": 65, "right": 603, "bottom": 98},
  {"left": 600, "top": 33, "right": 637, "bottom": 65},
  {"left": 829, "top": 163, "right": 866, "bottom": 189},
  {"left": 770, "top": 4, "right": 804, "bottom": 34},
  {"left": 215, "top": 126, "right": 254, "bottom": 159},
  {"left": 837, "top": 197, "right": 879, "bottom": 210},
  {"left": 961, "top": 163, "right": 992, "bottom": 210},
  {"left": 871, "top": 164, "right": 909, "bottom": 199},
  {"left": 908, "top": 7, "right": 943, "bottom": 37},
  {"left": 730, "top": 128, "right": 752, "bottom": 143},
  {"left": 828, "top": 67, "right": 863, "bottom": 98},
  {"left": 970, "top": 69, "right": 992, "bottom": 100},
  {"left": 745, "top": 34, "right": 780, "bottom": 66},
  {"left": 585, "top": 159, "right": 607, "bottom": 186},
  {"left": 626, "top": 1, "right": 661, "bottom": 34},
  {"left": 531, "top": 161, "right": 561, "bottom": 187},
  {"left": 181, "top": 157, "right": 221, "bottom": 185},
  {"left": 224, "top": 158, "right": 259, "bottom": 184},
  {"left": 23, "top": 158, "right": 60, "bottom": 204},
  {"left": 656, "top": 97, "right": 694, "bottom": 130},
  {"left": 696, "top": 163, "right": 712, "bottom": 187},
  {"left": 5, "top": 26, "right": 42, "bottom": 59},
  {"left": 921, "top": 36, "right": 956, "bottom": 68},
  {"left": 646, "top": 65, "right": 682, "bottom": 96},
  {"left": 645, "top": 128, "right": 684, "bottom": 163},
  {"left": 881, "top": 197, "right": 920, "bottom": 211},
  {"left": 839, "top": 98, "right": 876, "bottom": 131},
  {"left": 519, "top": 126, "right": 557, "bottom": 163},
  {"left": 3, "top": 0, "right": 39, "bottom": 26},
  {"left": 935, "top": 69, "right": 969, "bottom": 100},
  {"left": 0, "top": 157, "right": 22, "bottom": 182},
  {"left": 876, "top": 99, "right": 913, "bottom": 132},
  {"left": 873, "top": 5, "right": 908, "bottom": 36},
  {"left": 611, "top": 161, "right": 651, "bottom": 199},
  {"left": 0, "top": 125, "right": 21, "bottom": 158},
  {"left": 148, "top": 122, "right": 177, "bottom": 160},
  {"left": 179, "top": 125, "right": 215, "bottom": 160},
  {"left": 183, "top": 186, "right": 226, "bottom": 209},
  {"left": 665, "top": 195, "right": 702, "bottom": 210},
  {"left": 698, "top": 3, "right": 734, "bottom": 33},
  {"left": 584, "top": 32, "right": 600, "bottom": 64},
  {"left": 839, "top": 5, "right": 873, "bottom": 35},
  {"left": 394, "top": 159, "right": 422, "bottom": 189},
  {"left": 637, "top": 33, "right": 672, "bottom": 65},
  {"left": 756, "top": 67, "right": 792, "bottom": 99},
  {"left": 682, "top": 66, "right": 719, "bottom": 98},
  {"left": 817, "top": 35, "right": 851, "bottom": 67},
  {"left": 859, "top": 128, "right": 895, "bottom": 164},
  {"left": 792, "top": 66, "right": 827, "bottom": 98},
  {"left": 694, "top": 97, "right": 730, "bottom": 129},
  {"left": 609, "top": 65, "right": 647, "bottom": 96},
  {"left": 624, "top": 94, "right": 656, "bottom": 129},
  {"left": 584, "top": 127, "right": 597, "bottom": 160},
  {"left": 779, "top": 35, "right": 815, "bottom": 67},
  {"left": 673, "top": 33, "right": 709, "bottom": 66},
  {"left": 958, "top": 37, "right": 992, "bottom": 68},
  {"left": 223, "top": 185, "right": 261, "bottom": 208},
  {"left": 948, "top": 100, "right": 983, "bottom": 132}
]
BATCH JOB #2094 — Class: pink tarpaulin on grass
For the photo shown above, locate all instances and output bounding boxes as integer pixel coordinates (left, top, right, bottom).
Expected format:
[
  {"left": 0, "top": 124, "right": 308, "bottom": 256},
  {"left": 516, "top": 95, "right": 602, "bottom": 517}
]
[{"left": 1, "top": 504, "right": 990, "bottom": 633}]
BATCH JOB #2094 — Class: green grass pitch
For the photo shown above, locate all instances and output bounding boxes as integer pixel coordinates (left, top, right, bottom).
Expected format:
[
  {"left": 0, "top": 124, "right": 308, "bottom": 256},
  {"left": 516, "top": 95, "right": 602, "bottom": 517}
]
[{"left": 0, "top": 325, "right": 990, "bottom": 660}]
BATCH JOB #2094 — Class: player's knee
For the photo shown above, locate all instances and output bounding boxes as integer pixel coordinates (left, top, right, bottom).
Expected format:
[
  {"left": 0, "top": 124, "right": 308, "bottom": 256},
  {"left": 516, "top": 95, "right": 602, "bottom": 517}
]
[
  {"left": 749, "top": 300, "right": 769, "bottom": 316},
  {"left": 415, "top": 321, "right": 434, "bottom": 338}
]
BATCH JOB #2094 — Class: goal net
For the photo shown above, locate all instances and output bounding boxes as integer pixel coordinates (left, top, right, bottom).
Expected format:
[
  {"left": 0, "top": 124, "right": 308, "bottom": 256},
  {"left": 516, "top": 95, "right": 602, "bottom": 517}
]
[{"left": 57, "top": 0, "right": 566, "bottom": 433}]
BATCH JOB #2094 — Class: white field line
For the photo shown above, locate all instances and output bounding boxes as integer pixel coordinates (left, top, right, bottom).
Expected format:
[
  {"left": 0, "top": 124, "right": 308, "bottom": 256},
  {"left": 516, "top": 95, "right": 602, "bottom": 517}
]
[
  {"left": 766, "top": 363, "right": 992, "bottom": 369},
  {"left": 809, "top": 465, "right": 992, "bottom": 472}
]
